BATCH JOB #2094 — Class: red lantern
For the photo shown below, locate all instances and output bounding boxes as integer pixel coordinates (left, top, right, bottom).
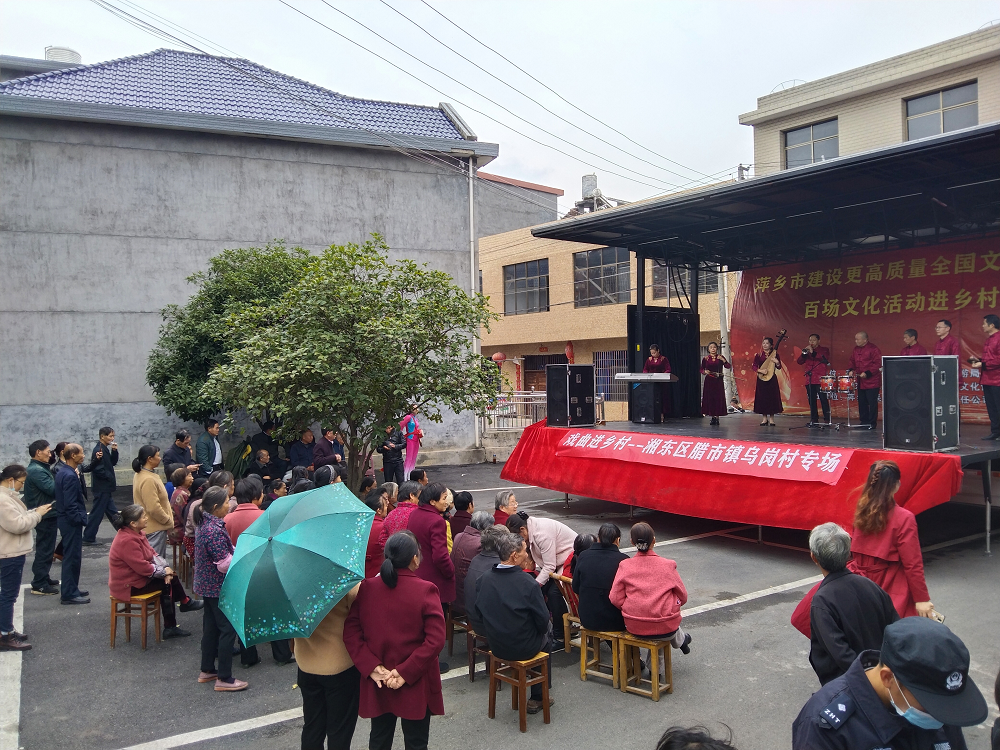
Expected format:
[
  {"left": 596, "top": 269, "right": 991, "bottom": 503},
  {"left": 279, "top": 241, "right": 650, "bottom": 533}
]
[
  {"left": 565, "top": 341, "right": 575, "bottom": 364},
  {"left": 491, "top": 352, "right": 507, "bottom": 364}
]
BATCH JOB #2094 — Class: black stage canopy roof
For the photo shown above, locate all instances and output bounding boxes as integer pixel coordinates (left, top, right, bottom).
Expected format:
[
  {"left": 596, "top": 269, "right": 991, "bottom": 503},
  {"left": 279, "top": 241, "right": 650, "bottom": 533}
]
[{"left": 531, "top": 122, "right": 1000, "bottom": 271}]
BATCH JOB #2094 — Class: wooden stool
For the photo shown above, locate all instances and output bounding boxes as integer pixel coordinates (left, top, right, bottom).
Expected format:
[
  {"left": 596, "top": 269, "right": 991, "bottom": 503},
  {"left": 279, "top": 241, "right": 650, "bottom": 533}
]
[
  {"left": 619, "top": 634, "right": 673, "bottom": 701},
  {"left": 110, "top": 591, "right": 162, "bottom": 650},
  {"left": 178, "top": 548, "right": 192, "bottom": 587},
  {"left": 551, "top": 574, "right": 581, "bottom": 654},
  {"left": 580, "top": 628, "right": 625, "bottom": 688},
  {"left": 169, "top": 539, "right": 179, "bottom": 570},
  {"left": 487, "top": 651, "right": 550, "bottom": 733},
  {"left": 466, "top": 629, "right": 490, "bottom": 681},
  {"left": 445, "top": 604, "right": 470, "bottom": 656}
]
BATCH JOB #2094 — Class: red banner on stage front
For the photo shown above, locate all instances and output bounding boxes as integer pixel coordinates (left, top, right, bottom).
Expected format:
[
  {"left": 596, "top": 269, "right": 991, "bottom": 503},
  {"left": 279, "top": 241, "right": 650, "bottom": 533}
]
[
  {"left": 555, "top": 429, "right": 851, "bottom": 484},
  {"left": 729, "top": 237, "right": 998, "bottom": 423}
]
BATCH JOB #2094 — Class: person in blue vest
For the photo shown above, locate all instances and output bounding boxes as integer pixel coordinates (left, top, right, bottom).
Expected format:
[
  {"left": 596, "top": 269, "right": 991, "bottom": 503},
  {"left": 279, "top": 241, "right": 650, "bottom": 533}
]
[
  {"left": 83, "top": 426, "right": 122, "bottom": 545},
  {"left": 53, "top": 444, "right": 90, "bottom": 605}
]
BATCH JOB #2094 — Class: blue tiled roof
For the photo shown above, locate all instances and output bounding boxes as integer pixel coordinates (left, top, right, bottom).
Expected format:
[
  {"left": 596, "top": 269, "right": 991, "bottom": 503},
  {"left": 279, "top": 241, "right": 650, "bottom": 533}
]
[{"left": 0, "top": 48, "right": 464, "bottom": 140}]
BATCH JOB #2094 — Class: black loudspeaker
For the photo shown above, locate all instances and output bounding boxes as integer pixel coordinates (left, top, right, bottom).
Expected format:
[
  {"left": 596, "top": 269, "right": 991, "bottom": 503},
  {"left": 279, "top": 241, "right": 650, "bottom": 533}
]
[
  {"left": 546, "top": 364, "right": 595, "bottom": 427},
  {"left": 883, "top": 356, "right": 959, "bottom": 452},
  {"left": 631, "top": 383, "right": 662, "bottom": 424}
]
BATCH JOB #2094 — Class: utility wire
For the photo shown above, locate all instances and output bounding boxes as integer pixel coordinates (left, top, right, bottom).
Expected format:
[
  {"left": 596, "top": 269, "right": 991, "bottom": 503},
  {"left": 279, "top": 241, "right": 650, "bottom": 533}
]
[
  {"left": 284, "top": 0, "right": 682, "bottom": 192},
  {"left": 419, "top": 0, "right": 720, "bottom": 182},
  {"left": 379, "top": 0, "right": 716, "bottom": 186}
]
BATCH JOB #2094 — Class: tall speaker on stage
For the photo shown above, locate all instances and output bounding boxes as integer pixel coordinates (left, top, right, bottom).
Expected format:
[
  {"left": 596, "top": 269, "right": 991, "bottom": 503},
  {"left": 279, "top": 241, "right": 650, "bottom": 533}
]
[
  {"left": 546, "top": 364, "right": 595, "bottom": 427},
  {"left": 883, "top": 356, "right": 959, "bottom": 452}
]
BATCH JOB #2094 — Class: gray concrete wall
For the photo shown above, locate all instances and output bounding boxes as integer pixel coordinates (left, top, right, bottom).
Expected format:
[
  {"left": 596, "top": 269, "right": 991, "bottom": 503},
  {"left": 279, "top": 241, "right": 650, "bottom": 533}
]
[{"left": 0, "top": 116, "right": 555, "bottom": 467}]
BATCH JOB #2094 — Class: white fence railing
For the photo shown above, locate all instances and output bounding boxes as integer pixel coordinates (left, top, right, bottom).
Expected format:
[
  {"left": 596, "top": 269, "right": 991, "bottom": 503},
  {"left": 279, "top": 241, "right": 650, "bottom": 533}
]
[{"left": 480, "top": 391, "right": 547, "bottom": 431}]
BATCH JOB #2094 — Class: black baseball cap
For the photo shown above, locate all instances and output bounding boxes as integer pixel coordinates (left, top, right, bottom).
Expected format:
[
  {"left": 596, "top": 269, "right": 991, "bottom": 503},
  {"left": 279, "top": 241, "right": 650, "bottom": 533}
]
[{"left": 881, "top": 618, "right": 987, "bottom": 726}]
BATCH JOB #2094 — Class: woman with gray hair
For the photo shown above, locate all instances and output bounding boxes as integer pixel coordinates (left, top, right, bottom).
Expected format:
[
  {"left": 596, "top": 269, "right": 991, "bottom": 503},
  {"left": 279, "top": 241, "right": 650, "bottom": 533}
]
[
  {"left": 450, "top": 511, "right": 494, "bottom": 616},
  {"left": 464, "top": 525, "right": 505, "bottom": 635},
  {"left": 806, "top": 522, "right": 898, "bottom": 685},
  {"left": 493, "top": 490, "right": 517, "bottom": 526}
]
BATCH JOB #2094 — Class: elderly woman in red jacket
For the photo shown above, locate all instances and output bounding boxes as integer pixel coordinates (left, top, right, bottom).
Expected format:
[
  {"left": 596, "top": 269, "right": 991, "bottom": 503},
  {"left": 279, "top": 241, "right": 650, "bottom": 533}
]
[
  {"left": 344, "top": 531, "right": 445, "bottom": 750},
  {"left": 406, "top": 483, "right": 456, "bottom": 606},
  {"left": 108, "top": 504, "right": 202, "bottom": 639}
]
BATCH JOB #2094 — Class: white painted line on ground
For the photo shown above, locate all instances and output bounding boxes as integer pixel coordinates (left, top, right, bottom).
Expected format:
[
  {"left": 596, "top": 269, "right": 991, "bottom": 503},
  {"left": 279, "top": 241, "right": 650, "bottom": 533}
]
[
  {"left": 681, "top": 575, "right": 822, "bottom": 618},
  {"left": 0, "top": 584, "right": 30, "bottom": 750},
  {"left": 921, "top": 529, "right": 1000, "bottom": 552},
  {"left": 119, "top": 708, "right": 304, "bottom": 750},
  {"left": 620, "top": 525, "right": 755, "bottom": 553}
]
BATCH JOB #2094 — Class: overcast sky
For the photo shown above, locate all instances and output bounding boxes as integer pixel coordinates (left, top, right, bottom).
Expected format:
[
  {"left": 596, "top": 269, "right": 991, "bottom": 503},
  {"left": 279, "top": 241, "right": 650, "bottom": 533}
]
[{"left": 3, "top": 1, "right": 997, "bottom": 214}]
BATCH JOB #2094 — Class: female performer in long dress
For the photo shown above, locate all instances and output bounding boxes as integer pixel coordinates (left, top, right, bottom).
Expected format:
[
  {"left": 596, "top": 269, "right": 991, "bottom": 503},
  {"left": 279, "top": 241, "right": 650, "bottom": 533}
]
[
  {"left": 751, "top": 337, "right": 783, "bottom": 426},
  {"left": 642, "top": 344, "right": 671, "bottom": 419},
  {"left": 849, "top": 460, "right": 934, "bottom": 619},
  {"left": 700, "top": 342, "right": 731, "bottom": 426},
  {"left": 400, "top": 406, "right": 422, "bottom": 481}
]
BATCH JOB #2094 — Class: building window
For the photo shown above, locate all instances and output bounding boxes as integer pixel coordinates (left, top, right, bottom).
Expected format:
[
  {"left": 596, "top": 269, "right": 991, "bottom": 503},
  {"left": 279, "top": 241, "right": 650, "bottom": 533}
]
[
  {"left": 784, "top": 119, "right": 838, "bottom": 169},
  {"left": 522, "top": 353, "right": 567, "bottom": 391},
  {"left": 503, "top": 258, "right": 549, "bottom": 315},
  {"left": 651, "top": 264, "right": 719, "bottom": 299},
  {"left": 906, "top": 82, "right": 977, "bottom": 141},
  {"left": 593, "top": 350, "right": 629, "bottom": 401},
  {"left": 574, "top": 247, "right": 631, "bottom": 307}
]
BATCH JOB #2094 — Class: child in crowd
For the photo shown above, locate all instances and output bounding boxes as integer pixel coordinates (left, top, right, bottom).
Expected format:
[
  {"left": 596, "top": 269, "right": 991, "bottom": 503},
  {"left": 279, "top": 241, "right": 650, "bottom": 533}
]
[
  {"left": 193, "top": 485, "right": 245, "bottom": 692},
  {"left": 169, "top": 468, "right": 193, "bottom": 546},
  {"left": 181, "top": 479, "right": 207, "bottom": 559}
]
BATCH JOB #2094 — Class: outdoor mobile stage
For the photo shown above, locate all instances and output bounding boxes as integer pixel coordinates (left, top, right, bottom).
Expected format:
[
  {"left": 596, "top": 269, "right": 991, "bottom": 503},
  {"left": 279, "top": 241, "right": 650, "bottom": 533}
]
[{"left": 503, "top": 123, "right": 1000, "bottom": 546}]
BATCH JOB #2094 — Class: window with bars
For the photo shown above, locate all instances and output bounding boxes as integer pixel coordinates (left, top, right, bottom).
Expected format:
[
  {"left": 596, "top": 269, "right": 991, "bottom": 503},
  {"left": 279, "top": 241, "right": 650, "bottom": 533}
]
[
  {"left": 784, "top": 119, "right": 838, "bottom": 169},
  {"left": 503, "top": 259, "right": 549, "bottom": 315},
  {"left": 574, "top": 247, "right": 631, "bottom": 307},
  {"left": 906, "top": 82, "right": 977, "bottom": 141},
  {"left": 651, "top": 264, "right": 719, "bottom": 299},
  {"left": 593, "top": 350, "right": 629, "bottom": 401}
]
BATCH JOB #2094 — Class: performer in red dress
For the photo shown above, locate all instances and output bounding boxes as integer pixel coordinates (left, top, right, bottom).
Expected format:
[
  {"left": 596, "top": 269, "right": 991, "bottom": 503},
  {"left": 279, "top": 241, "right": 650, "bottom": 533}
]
[
  {"left": 899, "top": 328, "right": 928, "bottom": 356},
  {"left": 700, "top": 342, "right": 730, "bottom": 425},
  {"left": 643, "top": 344, "right": 671, "bottom": 419},
  {"left": 847, "top": 331, "right": 882, "bottom": 430},
  {"left": 848, "top": 460, "right": 934, "bottom": 619},
  {"left": 970, "top": 314, "right": 1000, "bottom": 439},
  {"left": 751, "top": 337, "right": 783, "bottom": 426},
  {"left": 934, "top": 319, "right": 960, "bottom": 356},
  {"left": 796, "top": 333, "right": 831, "bottom": 426}
]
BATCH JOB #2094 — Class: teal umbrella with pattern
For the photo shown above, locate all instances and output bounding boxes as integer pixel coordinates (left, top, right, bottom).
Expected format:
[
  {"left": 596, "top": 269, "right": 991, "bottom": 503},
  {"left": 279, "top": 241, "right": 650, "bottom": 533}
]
[{"left": 219, "top": 482, "right": 374, "bottom": 646}]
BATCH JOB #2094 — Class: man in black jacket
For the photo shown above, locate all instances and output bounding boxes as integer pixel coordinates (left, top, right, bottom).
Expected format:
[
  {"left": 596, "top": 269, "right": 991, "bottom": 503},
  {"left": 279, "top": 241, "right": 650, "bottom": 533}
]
[
  {"left": 24, "top": 440, "right": 60, "bottom": 595},
  {"left": 244, "top": 449, "right": 280, "bottom": 483},
  {"left": 83, "top": 427, "right": 121, "bottom": 544},
  {"left": 808, "top": 522, "right": 898, "bottom": 685},
  {"left": 54, "top": 444, "right": 90, "bottom": 605},
  {"left": 572, "top": 522, "right": 628, "bottom": 632},
  {"left": 474, "top": 531, "right": 553, "bottom": 713},
  {"left": 249, "top": 422, "right": 286, "bottom": 476},
  {"left": 162, "top": 430, "right": 200, "bottom": 474},
  {"left": 376, "top": 424, "right": 405, "bottom": 484}
]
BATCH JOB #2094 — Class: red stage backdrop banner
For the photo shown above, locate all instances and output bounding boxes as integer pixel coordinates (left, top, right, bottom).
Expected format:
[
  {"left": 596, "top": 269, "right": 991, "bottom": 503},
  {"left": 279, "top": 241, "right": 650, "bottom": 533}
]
[
  {"left": 729, "top": 237, "right": 998, "bottom": 423},
  {"left": 555, "top": 429, "right": 851, "bottom": 484}
]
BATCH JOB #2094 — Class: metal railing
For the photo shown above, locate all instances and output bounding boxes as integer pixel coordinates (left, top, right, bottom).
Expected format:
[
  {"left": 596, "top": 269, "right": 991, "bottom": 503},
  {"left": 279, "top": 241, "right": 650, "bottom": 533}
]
[{"left": 480, "top": 391, "right": 548, "bottom": 431}]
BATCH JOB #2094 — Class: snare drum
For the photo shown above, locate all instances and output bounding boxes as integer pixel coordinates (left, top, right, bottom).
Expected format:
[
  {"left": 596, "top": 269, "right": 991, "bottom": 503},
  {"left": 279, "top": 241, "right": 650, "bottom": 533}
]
[
  {"left": 820, "top": 375, "right": 836, "bottom": 393},
  {"left": 837, "top": 374, "right": 856, "bottom": 393}
]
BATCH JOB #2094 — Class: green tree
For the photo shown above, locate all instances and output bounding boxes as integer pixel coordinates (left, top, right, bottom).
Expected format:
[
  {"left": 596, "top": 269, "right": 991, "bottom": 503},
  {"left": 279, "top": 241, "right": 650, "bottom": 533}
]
[
  {"left": 146, "top": 242, "right": 313, "bottom": 423},
  {"left": 202, "top": 235, "right": 499, "bottom": 490}
]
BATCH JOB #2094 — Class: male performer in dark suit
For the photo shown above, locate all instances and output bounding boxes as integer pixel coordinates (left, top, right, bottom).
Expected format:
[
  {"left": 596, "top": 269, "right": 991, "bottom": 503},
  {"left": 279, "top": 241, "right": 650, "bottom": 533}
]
[{"left": 797, "top": 333, "right": 831, "bottom": 426}]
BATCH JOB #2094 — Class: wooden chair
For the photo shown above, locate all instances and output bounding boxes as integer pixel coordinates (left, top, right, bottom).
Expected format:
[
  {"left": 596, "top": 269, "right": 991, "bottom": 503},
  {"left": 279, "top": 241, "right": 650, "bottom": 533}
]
[
  {"left": 445, "top": 603, "right": 470, "bottom": 657},
  {"left": 619, "top": 633, "right": 673, "bottom": 701},
  {"left": 169, "top": 539, "right": 180, "bottom": 570},
  {"left": 466, "top": 629, "right": 490, "bottom": 681},
  {"left": 487, "top": 651, "right": 551, "bottom": 733},
  {"left": 110, "top": 591, "right": 162, "bottom": 650},
  {"left": 551, "top": 574, "right": 580, "bottom": 654},
  {"left": 580, "top": 628, "right": 626, "bottom": 688}
]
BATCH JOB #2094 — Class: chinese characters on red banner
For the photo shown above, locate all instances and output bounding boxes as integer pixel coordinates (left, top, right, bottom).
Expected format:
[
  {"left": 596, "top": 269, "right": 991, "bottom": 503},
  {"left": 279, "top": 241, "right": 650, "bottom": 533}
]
[
  {"left": 729, "top": 237, "right": 996, "bottom": 424},
  {"left": 554, "top": 429, "right": 852, "bottom": 484}
]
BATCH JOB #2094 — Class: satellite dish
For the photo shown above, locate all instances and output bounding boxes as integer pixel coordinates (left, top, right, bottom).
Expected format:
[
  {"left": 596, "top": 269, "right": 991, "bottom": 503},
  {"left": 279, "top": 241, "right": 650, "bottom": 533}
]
[{"left": 770, "top": 79, "right": 807, "bottom": 93}]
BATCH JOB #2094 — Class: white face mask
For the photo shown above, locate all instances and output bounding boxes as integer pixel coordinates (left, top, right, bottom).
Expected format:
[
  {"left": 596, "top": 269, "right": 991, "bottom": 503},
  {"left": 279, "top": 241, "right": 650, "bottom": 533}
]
[{"left": 889, "top": 676, "right": 944, "bottom": 731}]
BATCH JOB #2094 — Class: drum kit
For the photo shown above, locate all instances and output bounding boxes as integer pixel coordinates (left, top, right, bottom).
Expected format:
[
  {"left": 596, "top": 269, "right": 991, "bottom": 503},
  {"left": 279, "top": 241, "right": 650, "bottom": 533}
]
[{"left": 813, "top": 371, "right": 863, "bottom": 429}]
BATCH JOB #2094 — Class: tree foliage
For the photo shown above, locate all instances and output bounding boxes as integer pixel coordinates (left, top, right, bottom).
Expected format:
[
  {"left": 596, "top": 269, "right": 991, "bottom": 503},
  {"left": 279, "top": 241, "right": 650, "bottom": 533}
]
[
  {"left": 146, "top": 242, "right": 313, "bottom": 423},
  {"left": 202, "top": 235, "right": 499, "bottom": 489}
]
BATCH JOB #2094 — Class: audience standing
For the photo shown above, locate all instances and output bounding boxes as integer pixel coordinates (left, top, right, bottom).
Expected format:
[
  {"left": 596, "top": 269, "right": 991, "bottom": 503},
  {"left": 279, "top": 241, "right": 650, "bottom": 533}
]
[
  {"left": 314, "top": 428, "right": 344, "bottom": 469},
  {"left": 289, "top": 429, "right": 316, "bottom": 471},
  {"left": 493, "top": 489, "right": 517, "bottom": 526},
  {"left": 54, "top": 444, "right": 90, "bottom": 605},
  {"left": 850, "top": 460, "right": 934, "bottom": 618},
  {"left": 196, "top": 419, "right": 225, "bottom": 477},
  {"left": 193, "top": 486, "right": 246, "bottom": 692},
  {"left": 378, "top": 481, "right": 421, "bottom": 549},
  {"left": 377, "top": 423, "right": 406, "bottom": 485},
  {"left": 343, "top": 531, "right": 446, "bottom": 750},
  {"left": 573, "top": 522, "right": 628, "bottom": 632},
  {"left": 132, "top": 445, "right": 173, "bottom": 557},
  {"left": 0, "top": 464, "right": 50, "bottom": 651},
  {"left": 84, "top": 426, "right": 121, "bottom": 543},
  {"left": 448, "top": 492, "right": 474, "bottom": 537},
  {"left": 162, "top": 430, "right": 201, "bottom": 473},
  {"left": 364, "top": 488, "right": 389, "bottom": 579},
  {"left": 806, "top": 522, "right": 898, "bottom": 685},
  {"left": 24, "top": 440, "right": 60, "bottom": 595}
]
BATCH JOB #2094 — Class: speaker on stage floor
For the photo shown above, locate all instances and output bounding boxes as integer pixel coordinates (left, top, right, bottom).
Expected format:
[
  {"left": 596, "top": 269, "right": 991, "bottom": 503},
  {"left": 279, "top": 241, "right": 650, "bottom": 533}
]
[
  {"left": 883, "top": 355, "right": 959, "bottom": 452},
  {"left": 546, "top": 364, "right": 595, "bottom": 427},
  {"left": 631, "top": 383, "right": 662, "bottom": 424}
]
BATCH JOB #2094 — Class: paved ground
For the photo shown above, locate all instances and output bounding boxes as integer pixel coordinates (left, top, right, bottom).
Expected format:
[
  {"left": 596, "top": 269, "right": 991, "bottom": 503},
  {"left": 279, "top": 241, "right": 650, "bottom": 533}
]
[{"left": 4, "top": 463, "right": 998, "bottom": 750}]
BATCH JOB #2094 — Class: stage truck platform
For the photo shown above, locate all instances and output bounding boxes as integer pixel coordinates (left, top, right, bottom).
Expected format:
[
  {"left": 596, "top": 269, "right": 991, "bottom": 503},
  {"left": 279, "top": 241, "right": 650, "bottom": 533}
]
[{"left": 501, "top": 414, "right": 997, "bottom": 545}]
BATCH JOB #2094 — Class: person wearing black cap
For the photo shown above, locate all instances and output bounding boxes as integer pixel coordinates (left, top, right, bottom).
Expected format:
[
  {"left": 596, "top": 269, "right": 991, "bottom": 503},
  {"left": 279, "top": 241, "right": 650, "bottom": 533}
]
[{"left": 792, "top": 617, "right": 987, "bottom": 749}]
